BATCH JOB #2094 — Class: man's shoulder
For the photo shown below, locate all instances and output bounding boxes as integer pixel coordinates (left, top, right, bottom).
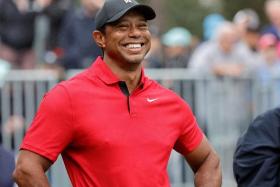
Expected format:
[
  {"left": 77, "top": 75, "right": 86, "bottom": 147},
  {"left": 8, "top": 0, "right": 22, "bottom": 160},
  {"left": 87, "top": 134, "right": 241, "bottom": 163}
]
[
  {"left": 147, "top": 79, "right": 173, "bottom": 94},
  {"left": 240, "top": 107, "right": 280, "bottom": 142},
  {"left": 46, "top": 69, "right": 90, "bottom": 96},
  {"left": 147, "top": 79, "right": 188, "bottom": 105},
  {"left": 63, "top": 68, "right": 91, "bottom": 85},
  {"left": 260, "top": 107, "right": 280, "bottom": 124},
  {"left": 255, "top": 107, "right": 280, "bottom": 120}
]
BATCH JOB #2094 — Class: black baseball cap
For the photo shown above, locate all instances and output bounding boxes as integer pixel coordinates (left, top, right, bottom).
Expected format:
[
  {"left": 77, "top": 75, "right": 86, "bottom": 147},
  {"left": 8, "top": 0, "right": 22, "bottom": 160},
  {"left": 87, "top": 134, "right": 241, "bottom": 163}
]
[{"left": 95, "top": 0, "right": 156, "bottom": 30}]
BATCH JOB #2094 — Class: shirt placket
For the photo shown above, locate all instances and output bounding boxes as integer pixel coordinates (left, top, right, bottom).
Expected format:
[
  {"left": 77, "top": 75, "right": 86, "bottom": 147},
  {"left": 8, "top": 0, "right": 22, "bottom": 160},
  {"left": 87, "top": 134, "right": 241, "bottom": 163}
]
[{"left": 118, "top": 81, "right": 140, "bottom": 117}]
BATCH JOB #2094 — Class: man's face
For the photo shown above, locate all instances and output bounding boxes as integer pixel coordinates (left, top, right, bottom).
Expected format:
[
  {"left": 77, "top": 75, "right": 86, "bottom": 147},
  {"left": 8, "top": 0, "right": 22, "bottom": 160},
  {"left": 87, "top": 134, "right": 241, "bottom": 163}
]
[
  {"left": 102, "top": 10, "right": 151, "bottom": 66},
  {"left": 266, "top": 3, "right": 280, "bottom": 28},
  {"left": 218, "top": 28, "right": 238, "bottom": 53}
]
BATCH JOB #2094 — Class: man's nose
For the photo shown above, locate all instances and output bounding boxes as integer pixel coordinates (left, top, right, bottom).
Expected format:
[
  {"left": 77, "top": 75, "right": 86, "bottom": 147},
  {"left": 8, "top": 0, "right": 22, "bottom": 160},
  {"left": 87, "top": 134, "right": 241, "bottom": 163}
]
[{"left": 128, "top": 26, "right": 141, "bottom": 38}]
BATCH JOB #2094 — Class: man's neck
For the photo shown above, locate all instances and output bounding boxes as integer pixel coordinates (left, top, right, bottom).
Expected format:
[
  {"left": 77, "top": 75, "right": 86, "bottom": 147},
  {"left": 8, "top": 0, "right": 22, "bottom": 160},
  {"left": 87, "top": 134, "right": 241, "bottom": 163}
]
[
  {"left": 103, "top": 57, "right": 142, "bottom": 94},
  {"left": 120, "top": 71, "right": 142, "bottom": 94}
]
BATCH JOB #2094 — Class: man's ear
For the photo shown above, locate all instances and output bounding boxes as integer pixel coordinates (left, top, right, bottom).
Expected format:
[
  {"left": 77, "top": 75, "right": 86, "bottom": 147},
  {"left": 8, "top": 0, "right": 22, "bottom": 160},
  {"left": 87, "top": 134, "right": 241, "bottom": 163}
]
[{"left": 92, "top": 30, "right": 106, "bottom": 48}]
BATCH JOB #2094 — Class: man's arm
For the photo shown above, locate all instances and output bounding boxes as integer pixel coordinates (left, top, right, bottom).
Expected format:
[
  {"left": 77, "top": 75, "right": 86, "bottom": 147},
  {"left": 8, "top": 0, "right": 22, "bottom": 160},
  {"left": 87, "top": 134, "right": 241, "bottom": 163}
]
[
  {"left": 185, "top": 136, "right": 222, "bottom": 187},
  {"left": 13, "top": 150, "right": 52, "bottom": 187}
]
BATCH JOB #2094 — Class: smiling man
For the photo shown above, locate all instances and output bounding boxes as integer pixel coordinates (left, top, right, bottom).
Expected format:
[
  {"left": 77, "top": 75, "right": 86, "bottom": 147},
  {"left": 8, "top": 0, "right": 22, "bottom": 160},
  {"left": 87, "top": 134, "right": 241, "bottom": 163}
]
[{"left": 13, "top": 0, "right": 221, "bottom": 187}]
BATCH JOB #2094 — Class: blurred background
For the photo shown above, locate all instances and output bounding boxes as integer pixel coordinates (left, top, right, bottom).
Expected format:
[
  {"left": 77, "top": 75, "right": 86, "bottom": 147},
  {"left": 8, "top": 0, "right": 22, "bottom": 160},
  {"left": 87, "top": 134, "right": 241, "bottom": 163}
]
[
  {"left": 1, "top": 0, "right": 280, "bottom": 187},
  {"left": 143, "top": 0, "right": 266, "bottom": 37}
]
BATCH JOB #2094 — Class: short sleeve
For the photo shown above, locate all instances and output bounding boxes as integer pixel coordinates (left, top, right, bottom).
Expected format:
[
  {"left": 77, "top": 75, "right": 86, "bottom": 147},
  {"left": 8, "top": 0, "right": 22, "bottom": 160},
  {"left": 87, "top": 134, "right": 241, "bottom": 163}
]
[
  {"left": 174, "top": 102, "right": 203, "bottom": 156},
  {"left": 20, "top": 84, "right": 74, "bottom": 162}
]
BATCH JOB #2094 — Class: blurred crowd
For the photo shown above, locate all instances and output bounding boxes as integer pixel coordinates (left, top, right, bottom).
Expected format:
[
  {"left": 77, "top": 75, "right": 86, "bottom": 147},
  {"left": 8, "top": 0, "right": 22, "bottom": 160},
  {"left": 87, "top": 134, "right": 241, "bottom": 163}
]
[
  {"left": 148, "top": 0, "right": 280, "bottom": 80},
  {"left": 0, "top": 0, "right": 279, "bottom": 79},
  {"left": 0, "top": 0, "right": 104, "bottom": 71}
]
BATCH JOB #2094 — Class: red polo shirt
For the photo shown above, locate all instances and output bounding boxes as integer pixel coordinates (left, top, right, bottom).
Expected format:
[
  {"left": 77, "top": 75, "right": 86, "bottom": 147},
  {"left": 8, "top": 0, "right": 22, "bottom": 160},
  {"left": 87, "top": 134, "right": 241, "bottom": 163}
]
[{"left": 21, "top": 57, "right": 203, "bottom": 187}]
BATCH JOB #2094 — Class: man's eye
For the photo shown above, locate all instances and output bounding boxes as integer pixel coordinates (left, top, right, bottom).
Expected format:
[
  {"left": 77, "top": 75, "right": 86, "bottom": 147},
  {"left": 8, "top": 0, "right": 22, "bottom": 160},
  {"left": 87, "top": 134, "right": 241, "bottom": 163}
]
[
  {"left": 138, "top": 22, "right": 148, "bottom": 28},
  {"left": 118, "top": 24, "right": 128, "bottom": 28},
  {"left": 139, "top": 25, "right": 148, "bottom": 30}
]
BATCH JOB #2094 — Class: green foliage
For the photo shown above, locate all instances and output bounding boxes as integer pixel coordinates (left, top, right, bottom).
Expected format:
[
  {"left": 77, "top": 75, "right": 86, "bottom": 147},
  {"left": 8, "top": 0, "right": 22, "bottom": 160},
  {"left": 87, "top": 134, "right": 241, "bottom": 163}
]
[
  {"left": 136, "top": 0, "right": 212, "bottom": 37},
  {"left": 138, "top": 0, "right": 268, "bottom": 39},
  {"left": 221, "top": 0, "right": 267, "bottom": 26},
  {"left": 162, "top": 0, "right": 220, "bottom": 37}
]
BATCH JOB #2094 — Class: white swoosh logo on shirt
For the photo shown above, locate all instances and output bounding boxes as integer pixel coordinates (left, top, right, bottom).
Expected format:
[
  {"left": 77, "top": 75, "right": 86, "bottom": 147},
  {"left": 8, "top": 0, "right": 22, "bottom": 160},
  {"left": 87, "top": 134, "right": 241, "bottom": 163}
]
[{"left": 147, "top": 98, "right": 158, "bottom": 103}]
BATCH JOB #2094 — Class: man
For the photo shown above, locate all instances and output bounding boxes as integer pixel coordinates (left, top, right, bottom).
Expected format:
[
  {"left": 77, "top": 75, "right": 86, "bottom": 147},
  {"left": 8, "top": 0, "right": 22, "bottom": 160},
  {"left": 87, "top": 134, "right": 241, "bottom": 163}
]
[
  {"left": 161, "top": 27, "right": 193, "bottom": 68},
  {"left": 262, "top": 0, "right": 280, "bottom": 57},
  {"left": 13, "top": 0, "right": 221, "bottom": 186},
  {"left": 263, "top": 0, "right": 280, "bottom": 41},
  {"left": 0, "top": 0, "right": 49, "bottom": 69},
  {"left": 58, "top": 0, "right": 104, "bottom": 69},
  {"left": 233, "top": 9, "right": 261, "bottom": 71},
  {"left": 189, "top": 21, "right": 249, "bottom": 77},
  {"left": 233, "top": 107, "right": 280, "bottom": 187}
]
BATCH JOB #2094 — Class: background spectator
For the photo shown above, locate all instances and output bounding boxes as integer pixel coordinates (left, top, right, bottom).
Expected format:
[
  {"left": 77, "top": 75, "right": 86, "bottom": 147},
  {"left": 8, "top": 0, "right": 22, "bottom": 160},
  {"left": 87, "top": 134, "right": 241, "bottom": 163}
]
[
  {"left": 143, "top": 25, "right": 164, "bottom": 68},
  {"left": 161, "top": 27, "right": 193, "bottom": 68},
  {"left": 57, "top": 0, "right": 104, "bottom": 69},
  {"left": 0, "top": 145, "right": 14, "bottom": 187},
  {"left": 263, "top": 0, "right": 280, "bottom": 40},
  {"left": 233, "top": 9, "right": 261, "bottom": 70},
  {"left": 41, "top": 0, "right": 73, "bottom": 66},
  {"left": 189, "top": 22, "right": 250, "bottom": 77},
  {"left": 234, "top": 9, "right": 260, "bottom": 40},
  {"left": 255, "top": 34, "right": 280, "bottom": 84},
  {"left": 263, "top": 0, "right": 280, "bottom": 57},
  {"left": 0, "top": 0, "right": 65, "bottom": 69},
  {"left": 202, "top": 13, "right": 225, "bottom": 41},
  {"left": 186, "top": 13, "right": 225, "bottom": 74}
]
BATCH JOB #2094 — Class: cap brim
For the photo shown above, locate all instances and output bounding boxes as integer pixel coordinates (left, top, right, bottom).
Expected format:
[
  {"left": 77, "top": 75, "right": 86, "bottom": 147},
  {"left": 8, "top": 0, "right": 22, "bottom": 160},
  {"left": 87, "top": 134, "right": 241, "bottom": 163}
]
[{"left": 106, "top": 4, "right": 156, "bottom": 25}]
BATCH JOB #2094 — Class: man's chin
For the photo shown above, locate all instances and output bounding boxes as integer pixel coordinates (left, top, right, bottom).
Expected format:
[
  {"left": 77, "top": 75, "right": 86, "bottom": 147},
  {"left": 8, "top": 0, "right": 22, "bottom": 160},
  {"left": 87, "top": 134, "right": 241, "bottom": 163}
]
[{"left": 124, "top": 54, "right": 145, "bottom": 64}]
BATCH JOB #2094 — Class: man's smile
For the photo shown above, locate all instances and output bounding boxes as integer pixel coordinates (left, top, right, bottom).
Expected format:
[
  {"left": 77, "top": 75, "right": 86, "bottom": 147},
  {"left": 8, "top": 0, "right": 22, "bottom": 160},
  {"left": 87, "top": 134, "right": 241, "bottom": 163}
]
[{"left": 122, "top": 42, "right": 145, "bottom": 53}]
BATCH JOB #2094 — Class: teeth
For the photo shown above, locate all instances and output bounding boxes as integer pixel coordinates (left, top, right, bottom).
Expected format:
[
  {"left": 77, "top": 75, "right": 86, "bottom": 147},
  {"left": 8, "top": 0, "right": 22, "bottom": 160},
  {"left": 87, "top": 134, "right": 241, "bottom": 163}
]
[{"left": 126, "top": 44, "right": 142, "bottom": 49}]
